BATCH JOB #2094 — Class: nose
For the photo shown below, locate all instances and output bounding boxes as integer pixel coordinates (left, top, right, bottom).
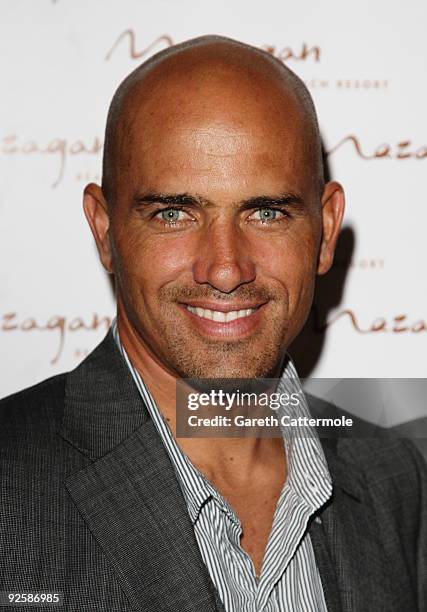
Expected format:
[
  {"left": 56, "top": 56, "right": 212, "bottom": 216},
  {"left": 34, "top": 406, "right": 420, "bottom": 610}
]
[{"left": 192, "top": 218, "right": 256, "bottom": 293}]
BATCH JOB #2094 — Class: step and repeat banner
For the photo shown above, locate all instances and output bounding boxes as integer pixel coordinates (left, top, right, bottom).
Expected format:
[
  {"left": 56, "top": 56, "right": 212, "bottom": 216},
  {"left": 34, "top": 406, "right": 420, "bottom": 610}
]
[{"left": 1, "top": 1, "right": 426, "bottom": 404}]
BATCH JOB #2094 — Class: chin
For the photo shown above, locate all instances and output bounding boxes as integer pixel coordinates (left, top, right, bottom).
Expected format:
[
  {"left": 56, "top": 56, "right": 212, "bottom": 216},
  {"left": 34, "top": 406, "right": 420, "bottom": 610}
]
[
  {"left": 173, "top": 349, "right": 284, "bottom": 381},
  {"left": 158, "top": 324, "right": 287, "bottom": 381}
]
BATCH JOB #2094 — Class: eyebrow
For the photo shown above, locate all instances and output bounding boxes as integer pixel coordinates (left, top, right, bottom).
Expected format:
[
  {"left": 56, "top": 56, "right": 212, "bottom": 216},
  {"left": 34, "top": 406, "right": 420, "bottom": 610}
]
[
  {"left": 132, "top": 192, "right": 305, "bottom": 210},
  {"left": 240, "top": 194, "right": 305, "bottom": 211}
]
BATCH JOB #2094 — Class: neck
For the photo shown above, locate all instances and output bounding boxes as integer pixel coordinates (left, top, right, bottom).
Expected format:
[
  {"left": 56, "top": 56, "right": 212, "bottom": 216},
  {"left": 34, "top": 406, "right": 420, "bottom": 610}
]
[{"left": 117, "top": 311, "right": 287, "bottom": 484}]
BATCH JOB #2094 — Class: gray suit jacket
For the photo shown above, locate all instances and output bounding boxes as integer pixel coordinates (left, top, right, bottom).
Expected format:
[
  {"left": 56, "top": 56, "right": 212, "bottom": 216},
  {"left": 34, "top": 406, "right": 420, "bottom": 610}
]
[{"left": 1, "top": 330, "right": 426, "bottom": 611}]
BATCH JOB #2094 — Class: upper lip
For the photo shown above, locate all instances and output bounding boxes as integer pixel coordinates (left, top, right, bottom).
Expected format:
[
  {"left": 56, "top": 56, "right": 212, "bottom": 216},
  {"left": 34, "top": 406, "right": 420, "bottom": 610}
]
[{"left": 180, "top": 301, "right": 267, "bottom": 313}]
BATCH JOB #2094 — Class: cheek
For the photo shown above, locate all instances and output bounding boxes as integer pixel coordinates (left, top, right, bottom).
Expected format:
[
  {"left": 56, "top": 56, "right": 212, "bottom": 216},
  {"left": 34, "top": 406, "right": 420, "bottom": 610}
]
[
  {"left": 255, "top": 228, "right": 319, "bottom": 300},
  {"left": 112, "top": 226, "right": 196, "bottom": 298}
]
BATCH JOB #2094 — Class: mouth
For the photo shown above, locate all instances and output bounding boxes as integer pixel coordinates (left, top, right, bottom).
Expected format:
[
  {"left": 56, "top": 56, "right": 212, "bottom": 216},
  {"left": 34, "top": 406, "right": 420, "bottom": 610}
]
[
  {"left": 185, "top": 305, "right": 258, "bottom": 323},
  {"left": 178, "top": 300, "right": 268, "bottom": 339}
]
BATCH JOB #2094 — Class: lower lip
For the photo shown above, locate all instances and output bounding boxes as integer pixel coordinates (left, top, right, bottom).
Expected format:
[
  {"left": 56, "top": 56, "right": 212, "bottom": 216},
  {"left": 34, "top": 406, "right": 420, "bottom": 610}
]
[{"left": 178, "top": 304, "right": 266, "bottom": 339}]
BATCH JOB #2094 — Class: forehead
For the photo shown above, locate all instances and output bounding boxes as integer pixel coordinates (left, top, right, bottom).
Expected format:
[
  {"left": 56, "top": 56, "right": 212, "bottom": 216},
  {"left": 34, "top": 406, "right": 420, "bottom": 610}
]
[{"left": 116, "top": 61, "right": 315, "bottom": 199}]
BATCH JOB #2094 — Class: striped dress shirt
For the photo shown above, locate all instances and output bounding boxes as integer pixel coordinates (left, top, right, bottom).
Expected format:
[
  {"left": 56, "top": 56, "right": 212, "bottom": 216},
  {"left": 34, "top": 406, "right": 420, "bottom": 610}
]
[{"left": 112, "top": 320, "right": 332, "bottom": 611}]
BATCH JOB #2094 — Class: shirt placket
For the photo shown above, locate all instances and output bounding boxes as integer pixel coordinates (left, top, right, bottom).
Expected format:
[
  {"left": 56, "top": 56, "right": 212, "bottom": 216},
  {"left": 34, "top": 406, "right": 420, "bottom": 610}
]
[{"left": 255, "top": 484, "right": 314, "bottom": 611}]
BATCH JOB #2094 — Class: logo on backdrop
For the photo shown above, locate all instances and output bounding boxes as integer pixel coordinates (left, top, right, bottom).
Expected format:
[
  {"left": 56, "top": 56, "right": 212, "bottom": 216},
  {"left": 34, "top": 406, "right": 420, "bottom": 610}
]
[
  {"left": 1, "top": 133, "right": 426, "bottom": 189},
  {"left": 104, "top": 31, "right": 388, "bottom": 91},
  {"left": 328, "top": 135, "right": 427, "bottom": 160},
  {"left": 0, "top": 134, "right": 102, "bottom": 188},
  {"left": 313, "top": 309, "right": 427, "bottom": 334},
  {"left": 1, "top": 313, "right": 112, "bottom": 364},
  {"left": 1, "top": 309, "right": 425, "bottom": 366},
  {"left": 105, "top": 31, "right": 321, "bottom": 64},
  {"left": 1, "top": 30, "right": 422, "bottom": 186}
]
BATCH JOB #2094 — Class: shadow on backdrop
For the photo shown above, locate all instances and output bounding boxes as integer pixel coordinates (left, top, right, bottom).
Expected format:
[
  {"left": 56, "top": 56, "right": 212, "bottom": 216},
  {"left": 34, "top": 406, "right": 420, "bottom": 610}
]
[{"left": 289, "top": 141, "right": 355, "bottom": 377}]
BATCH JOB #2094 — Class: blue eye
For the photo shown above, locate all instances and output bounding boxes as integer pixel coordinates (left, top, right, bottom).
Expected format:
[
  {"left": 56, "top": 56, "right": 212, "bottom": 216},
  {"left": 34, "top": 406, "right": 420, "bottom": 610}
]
[
  {"left": 253, "top": 208, "right": 285, "bottom": 222},
  {"left": 160, "top": 209, "right": 183, "bottom": 222},
  {"left": 258, "top": 209, "right": 277, "bottom": 221}
]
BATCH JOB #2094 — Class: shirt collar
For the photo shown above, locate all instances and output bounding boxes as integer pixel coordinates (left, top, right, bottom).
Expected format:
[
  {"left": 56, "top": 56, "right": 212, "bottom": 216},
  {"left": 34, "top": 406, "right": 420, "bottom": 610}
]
[
  {"left": 111, "top": 318, "right": 332, "bottom": 522},
  {"left": 276, "top": 359, "right": 333, "bottom": 509}
]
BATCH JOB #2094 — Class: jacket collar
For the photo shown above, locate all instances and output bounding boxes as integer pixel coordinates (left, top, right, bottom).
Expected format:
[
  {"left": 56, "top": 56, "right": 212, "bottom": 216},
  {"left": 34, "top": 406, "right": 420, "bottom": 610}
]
[
  {"left": 61, "top": 330, "right": 224, "bottom": 612},
  {"left": 61, "top": 329, "right": 150, "bottom": 459}
]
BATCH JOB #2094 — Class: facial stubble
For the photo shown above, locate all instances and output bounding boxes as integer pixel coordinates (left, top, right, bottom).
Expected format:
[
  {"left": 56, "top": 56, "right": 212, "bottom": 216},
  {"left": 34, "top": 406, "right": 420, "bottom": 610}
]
[{"left": 153, "top": 287, "right": 289, "bottom": 380}]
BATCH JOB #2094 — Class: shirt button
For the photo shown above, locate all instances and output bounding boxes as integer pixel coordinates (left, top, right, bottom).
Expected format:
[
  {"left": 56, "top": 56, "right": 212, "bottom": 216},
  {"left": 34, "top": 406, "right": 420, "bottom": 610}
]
[{"left": 306, "top": 474, "right": 318, "bottom": 491}]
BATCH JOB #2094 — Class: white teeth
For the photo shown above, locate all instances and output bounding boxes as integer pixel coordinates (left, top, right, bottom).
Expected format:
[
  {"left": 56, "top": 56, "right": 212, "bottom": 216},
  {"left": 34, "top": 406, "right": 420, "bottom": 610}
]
[
  {"left": 186, "top": 305, "right": 257, "bottom": 322},
  {"left": 226, "top": 311, "right": 238, "bottom": 323}
]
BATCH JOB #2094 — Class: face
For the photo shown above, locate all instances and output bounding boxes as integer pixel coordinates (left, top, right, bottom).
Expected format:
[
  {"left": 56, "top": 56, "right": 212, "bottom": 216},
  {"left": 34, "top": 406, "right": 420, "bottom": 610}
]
[{"left": 86, "top": 65, "right": 344, "bottom": 380}]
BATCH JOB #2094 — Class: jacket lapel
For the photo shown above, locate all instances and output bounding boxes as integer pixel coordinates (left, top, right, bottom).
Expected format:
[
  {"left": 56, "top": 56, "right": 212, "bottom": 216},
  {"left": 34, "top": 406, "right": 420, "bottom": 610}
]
[
  {"left": 61, "top": 331, "right": 223, "bottom": 612},
  {"left": 309, "top": 436, "right": 394, "bottom": 612}
]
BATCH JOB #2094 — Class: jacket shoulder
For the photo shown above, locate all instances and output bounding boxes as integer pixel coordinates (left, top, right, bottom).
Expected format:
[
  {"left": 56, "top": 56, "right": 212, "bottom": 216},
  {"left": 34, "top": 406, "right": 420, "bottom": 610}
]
[
  {"left": 0, "top": 373, "right": 67, "bottom": 438},
  {"left": 335, "top": 436, "right": 427, "bottom": 535},
  {"left": 338, "top": 435, "right": 425, "bottom": 482},
  {"left": 307, "top": 391, "right": 427, "bottom": 484}
]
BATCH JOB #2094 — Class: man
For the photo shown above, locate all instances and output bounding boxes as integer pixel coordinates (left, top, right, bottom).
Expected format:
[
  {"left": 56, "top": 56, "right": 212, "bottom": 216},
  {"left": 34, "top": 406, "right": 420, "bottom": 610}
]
[{"left": 0, "top": 35, "right": 426, "bottom": 612}]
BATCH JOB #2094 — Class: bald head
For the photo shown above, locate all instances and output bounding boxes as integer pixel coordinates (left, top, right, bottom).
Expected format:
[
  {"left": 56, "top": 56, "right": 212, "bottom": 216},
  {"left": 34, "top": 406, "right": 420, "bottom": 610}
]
[
  {"left": 84, "top": 35, "right": 344, "bottom": 382},
  {"left": 101, "top": 34, "right": 324, "bottom": 206}
]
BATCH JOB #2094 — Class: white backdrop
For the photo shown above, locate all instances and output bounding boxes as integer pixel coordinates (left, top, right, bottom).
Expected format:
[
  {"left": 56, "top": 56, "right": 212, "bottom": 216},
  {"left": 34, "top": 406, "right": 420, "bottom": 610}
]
[{"left": 1, "top": 0, "right": 426, "bottom": 399}]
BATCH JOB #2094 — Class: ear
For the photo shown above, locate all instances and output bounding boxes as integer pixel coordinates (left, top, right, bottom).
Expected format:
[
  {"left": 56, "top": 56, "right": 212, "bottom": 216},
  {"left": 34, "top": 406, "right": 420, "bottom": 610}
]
[
  {"left": 317, "top": 181, "right": 345, "bottom": 275},
  {"left": 83, "top": 183, "right": 113, "bottom": 273}
]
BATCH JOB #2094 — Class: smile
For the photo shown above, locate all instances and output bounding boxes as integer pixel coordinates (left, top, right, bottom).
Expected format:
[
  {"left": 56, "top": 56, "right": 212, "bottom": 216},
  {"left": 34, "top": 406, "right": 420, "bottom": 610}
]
[{"left": 185, "top": 305, "right": 258, "bottom": 323}]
